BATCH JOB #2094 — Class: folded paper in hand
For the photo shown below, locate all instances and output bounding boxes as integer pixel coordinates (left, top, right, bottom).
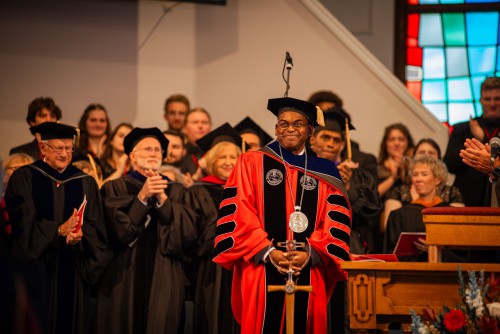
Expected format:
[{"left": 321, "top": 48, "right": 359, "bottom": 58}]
[
  {"left": 74, "top": 195, "right": 87, "bottom": 233},
  {"left": 393, "top": 232, "right": 426, "bottom": 257}
]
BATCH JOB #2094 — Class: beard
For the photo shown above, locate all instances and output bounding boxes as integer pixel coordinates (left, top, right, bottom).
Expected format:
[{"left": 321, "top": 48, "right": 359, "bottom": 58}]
[{"left": 135, "top": 157, "right": 162, "bottom": 172}]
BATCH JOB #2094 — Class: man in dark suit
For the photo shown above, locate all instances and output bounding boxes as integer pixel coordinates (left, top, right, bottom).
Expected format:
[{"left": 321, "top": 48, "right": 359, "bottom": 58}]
[
  {"left": 9, "top": 97, "right": 61, "bottom": 161},
  {"left": 444, "top": 77, "right": 500, "bottom": 206}
]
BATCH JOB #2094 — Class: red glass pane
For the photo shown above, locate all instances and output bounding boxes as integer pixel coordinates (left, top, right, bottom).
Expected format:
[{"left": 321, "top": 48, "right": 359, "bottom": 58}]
[
  {"left": 407, "top": 47, "right": 423, "bottom": 66},
  {"left": 408, "top": 14, "right": 420, "bottom": 38},
  {"left": 407, "top": 37, "right": 419, "bottom": 47},
  {"left": 407, "top": 81, "right": 422, "bottom": 100},
  {"left": 408, "top": 0, "right": 419, "bottom": 4}
]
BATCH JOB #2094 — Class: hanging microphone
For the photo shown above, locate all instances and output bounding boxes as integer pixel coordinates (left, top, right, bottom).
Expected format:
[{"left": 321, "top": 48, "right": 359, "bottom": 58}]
[
  {"left": 285, "top": 52, "right": 293, "bottom": 70},
  {"left": 490, "top": 137, "right": 500, "bottom": 165}
]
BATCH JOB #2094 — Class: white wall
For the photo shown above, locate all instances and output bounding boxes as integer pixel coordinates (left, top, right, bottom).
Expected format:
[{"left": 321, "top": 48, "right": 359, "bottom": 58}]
[
  {"left": 0, "top": 0, "right": 138, "bottom": 159},
  {"left": 0, "top": 0, "right": 448, "bottom": 161},
  {"left": 136, "top": 1, "right": 196, "bottom": 127}
]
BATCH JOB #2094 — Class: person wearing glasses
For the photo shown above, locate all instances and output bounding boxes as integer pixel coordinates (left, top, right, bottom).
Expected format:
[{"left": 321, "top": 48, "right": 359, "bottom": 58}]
[
  {"left": 96, "top": 127, "right": 197, "bottom": 334},
  {"left": 4, "top": 122, "right": 112, "bottom": 334},
  {"left": 212, "top": 97, "right": 351, "bottom": 334}
]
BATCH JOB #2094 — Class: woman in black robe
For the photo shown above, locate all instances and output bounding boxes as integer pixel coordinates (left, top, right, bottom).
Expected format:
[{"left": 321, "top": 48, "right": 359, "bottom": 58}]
[
  {"left": 384, "top": 155, "right": 450, "bottom": 261},
  {"left": 185, "top": 124, "right": 244, "bottom": 334}
]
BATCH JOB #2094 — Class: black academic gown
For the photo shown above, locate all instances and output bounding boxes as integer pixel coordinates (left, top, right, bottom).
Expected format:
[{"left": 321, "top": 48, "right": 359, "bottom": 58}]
[
  {"left": 10, "top": 139, "right": 42, "bottom": 161},
  {"left": 185, "top": 176, "right": 238, "bottom": 334},
  {"left": 5, "top": 160, "right": 112, "bottom": 334},
  {"left": 383, "top": 202, "right": 449, "bottom": 261},
  {"left": 96, "top": 172, "right": 197, "bottom": 334}
]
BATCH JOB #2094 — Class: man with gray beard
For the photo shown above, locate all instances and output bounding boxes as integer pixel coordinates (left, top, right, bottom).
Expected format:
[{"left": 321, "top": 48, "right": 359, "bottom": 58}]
[{"left": 96, "top": 127, "right": 197, "bottom": 334}]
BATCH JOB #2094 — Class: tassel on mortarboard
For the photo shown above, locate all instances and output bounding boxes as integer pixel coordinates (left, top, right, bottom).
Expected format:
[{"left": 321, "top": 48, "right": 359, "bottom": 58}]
[
  {"left": 75, "top": 128, "right": 80, "bottom": 149},
  {"left": 316, "top": 106, "right": 325, "bottom": 127}
]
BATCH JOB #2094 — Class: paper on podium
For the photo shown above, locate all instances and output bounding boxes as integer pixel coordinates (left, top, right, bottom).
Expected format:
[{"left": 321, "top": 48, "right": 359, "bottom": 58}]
[
  {"left": 393, "top": 232, "right": 426, "bottom": 257},
  {"left": 74, "top": 195, "right": 87, "bottom": 233}
]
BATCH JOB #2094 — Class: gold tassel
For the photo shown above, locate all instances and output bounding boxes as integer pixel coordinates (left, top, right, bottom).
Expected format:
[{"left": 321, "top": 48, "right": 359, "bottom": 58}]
[
  {"left": 316, "top": 106, "right": 325, "bottom": 127},
  {"left": 345, "top": 118, "right": 352, "bottom": 161},
  {"left": 75, "top": 128, "right": 80, "bottom": 148},
  {"left": 87, "top": 154, "right": 103, "bottom": 188},
  {"left": 242, "top": 138, "right": 246, "bottom": 153}
]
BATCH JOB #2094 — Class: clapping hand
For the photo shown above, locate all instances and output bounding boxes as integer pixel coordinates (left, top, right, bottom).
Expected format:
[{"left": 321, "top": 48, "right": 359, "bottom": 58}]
[{"left": 138, "top": 169, "right": 168, "bottom": 206}]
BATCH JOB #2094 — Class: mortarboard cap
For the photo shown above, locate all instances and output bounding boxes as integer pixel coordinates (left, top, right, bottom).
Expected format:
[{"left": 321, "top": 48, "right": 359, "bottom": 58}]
[
  {"left": 30, "top": 122, "right": 79, "bottom": 142},
  {"left": 234, "top": 117, "right": 273, "bottom": 146},
  {"left": 196, "top": 122, "right": 248, "bottom": 154},
  {"left": 316, "top": 108, "right": 355, "bottom": 134},
  {"left": 267, "top": 97, "right": 324, "bottom": 127},
  {"left": 124, "top": 127, "right": 169, "bottom": 159}
]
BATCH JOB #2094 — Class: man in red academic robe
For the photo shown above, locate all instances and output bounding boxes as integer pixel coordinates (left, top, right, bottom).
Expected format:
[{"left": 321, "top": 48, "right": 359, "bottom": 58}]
[{"left": 213, "top": 97, "right": 352, "bottom": 333}]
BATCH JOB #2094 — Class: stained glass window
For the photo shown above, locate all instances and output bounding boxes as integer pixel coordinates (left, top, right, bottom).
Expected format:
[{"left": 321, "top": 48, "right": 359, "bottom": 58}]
[{"left": 397, "top": 0, "right": 500, "bottom": 125}]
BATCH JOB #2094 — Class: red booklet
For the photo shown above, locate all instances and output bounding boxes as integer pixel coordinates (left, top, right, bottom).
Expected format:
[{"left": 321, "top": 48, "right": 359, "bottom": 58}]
[
  {"left": 393, "top": 232, "right": 426, "bottom": 257},
  {"left": 350, "top": 253, "right": 398, "bottom": 262},
  {"left": 74, "top": 195, "right": 87, "bottom": 233}
]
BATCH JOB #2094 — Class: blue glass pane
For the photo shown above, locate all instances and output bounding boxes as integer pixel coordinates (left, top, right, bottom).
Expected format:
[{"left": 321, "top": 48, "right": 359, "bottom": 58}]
[
  {"left": 420, "top": 0, "right": 439, "bottom": 3},
  {"left": 497, "top": 46, "right": 500, "bottom": 71},
  {"left": 466, "top": 12, "right": 499, "bottom": 46},
  {"left": 423, "top": 48, "right": 446, "bottom": 78},
  {"left": 424, "top": 103, "right": 448, "bottom": 122},
  {"left": 469, "top": 47, "right": 496, "bottom": 74},
  {"left": 448, "top": 77, "right": 473, "bottom": 101},
  {"left": 419, "top": 14, "right": 444, "bottom": 46},
  {"left": 446, "top": 47, "right": 469, "bottom": 77},
  {"left": 422, "top": 80, "right": 447, "bottom": 102},
  {"left": 476, "top": 101, "right": 483, "bottom": 117},
  {"left": 472, "top": 75, "right": 487, "bottom": 100},
  {"left": 449, "top": 103, "right": 475, "bottom": 124}
]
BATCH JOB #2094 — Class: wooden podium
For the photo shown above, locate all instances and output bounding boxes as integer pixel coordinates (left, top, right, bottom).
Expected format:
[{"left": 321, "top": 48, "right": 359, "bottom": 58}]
[
  {"left": 422, "top": 207, "right": 500, "bottom": 262},
  {"left": 341, "top": 262, "right": 500, "bottom": 333}
]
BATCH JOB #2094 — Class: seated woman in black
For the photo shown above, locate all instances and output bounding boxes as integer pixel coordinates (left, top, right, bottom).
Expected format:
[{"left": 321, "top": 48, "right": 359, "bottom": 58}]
[{"left": 383, "top": 155, "right": 450, "bottom": 261}]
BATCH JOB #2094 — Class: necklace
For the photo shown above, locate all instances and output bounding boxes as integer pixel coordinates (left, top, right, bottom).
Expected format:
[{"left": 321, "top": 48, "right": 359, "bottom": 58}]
[{"left": 278, "top": 144, "right": 309, "bottom": 233}]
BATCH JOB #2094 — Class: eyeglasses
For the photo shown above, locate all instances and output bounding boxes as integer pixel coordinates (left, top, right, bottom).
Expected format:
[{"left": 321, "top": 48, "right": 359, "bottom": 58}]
[
  {"left": 44, "top": 142, "right": 75, "bottom": 153},
  {"left": 277, "top": 121, "right": 308, "bottom": 130},
  {"left": 135, "top": 147, "right": 164, "bottom": 155}
]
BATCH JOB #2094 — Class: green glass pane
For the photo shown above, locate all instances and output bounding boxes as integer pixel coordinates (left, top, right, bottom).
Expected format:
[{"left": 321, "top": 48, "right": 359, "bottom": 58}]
[
  {"left": 422, "top": 80, "right": 447, "bottom": 102},
  {"left": 442, "top": 13, "right": 466, "bottom": 46},
  {"left": 449, "top": 103, "right": 475, "bottom": 124},
  {"left": 441, "top": 0, "right": 464, "bottom": 3},
  {"left": 448, "top": 77, "right": 473, "bottom": 101},
  {"left": 423, "top": 48, "right": 446, "bottom": 78},
  {"left": 446, "top": 47, "right": 469, "bottom": 77},
  {"left": 419, "top": 14, "right": 444, "bottom": 46},
  {"left": 424, "top": 103, "right": 448, "bottom": 122}
]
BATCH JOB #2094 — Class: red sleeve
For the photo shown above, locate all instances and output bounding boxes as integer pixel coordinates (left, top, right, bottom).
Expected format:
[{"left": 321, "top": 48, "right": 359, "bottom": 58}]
[
  {"left": 213, "top": 153, "right": 272, "bottom": 269},
  {"left": 309, "top": 182, "right": 351, "bottom": 283}
]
